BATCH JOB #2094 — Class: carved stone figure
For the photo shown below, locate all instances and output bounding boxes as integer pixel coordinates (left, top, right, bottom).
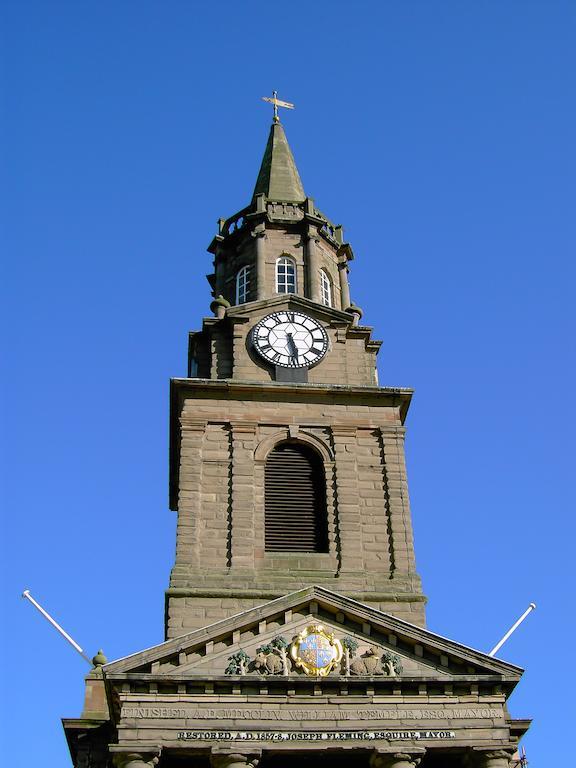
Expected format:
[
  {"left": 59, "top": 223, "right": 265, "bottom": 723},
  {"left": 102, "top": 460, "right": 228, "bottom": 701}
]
[
  {"left": 252, "top": 636, "right": 291, "bottom": 675},
  {"left": 225, "top": 650, "right": 250, "bottom": 676},
  {"left": 382, "top": 650, "right": 403, "bottom": 677},
  {"left": 253, "top": 650, "right": 283, "bottom": 674},
  {"left": 350, "top": 646, "right": 384, "bottom": 676},
  {"left": 341, "top": 635, "right": 359, "bottom": 676}
]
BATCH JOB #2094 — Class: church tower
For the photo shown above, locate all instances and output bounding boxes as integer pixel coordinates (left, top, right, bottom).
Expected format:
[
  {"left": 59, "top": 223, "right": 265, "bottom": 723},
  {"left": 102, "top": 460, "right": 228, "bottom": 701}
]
[
  {"left": 166, "top": 110, "right": 425, "bottom": 639},
  {"left": 64, "top": 100, "right": 529, "bottom": 768}
]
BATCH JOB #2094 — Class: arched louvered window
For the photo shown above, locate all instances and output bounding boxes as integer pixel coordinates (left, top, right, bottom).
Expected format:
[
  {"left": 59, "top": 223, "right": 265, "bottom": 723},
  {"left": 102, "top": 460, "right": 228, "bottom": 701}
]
[
  {"left": 276, "top": 256, "right": 297, "bottom": 294},
  {"left": 236, "top": 265, "right": 250, "bottom": 304},
  {"left": 320, "top": 269, "right": 332, "bottom": 307},
  {"left": 265, "top": 442, "right": 328, "bottom": 552}
]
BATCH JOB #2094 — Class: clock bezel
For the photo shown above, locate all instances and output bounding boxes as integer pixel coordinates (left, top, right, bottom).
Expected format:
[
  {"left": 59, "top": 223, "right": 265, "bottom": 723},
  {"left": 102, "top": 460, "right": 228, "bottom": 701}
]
[{"left": 251, "top": 310, "right": 329, "bottom": 369}]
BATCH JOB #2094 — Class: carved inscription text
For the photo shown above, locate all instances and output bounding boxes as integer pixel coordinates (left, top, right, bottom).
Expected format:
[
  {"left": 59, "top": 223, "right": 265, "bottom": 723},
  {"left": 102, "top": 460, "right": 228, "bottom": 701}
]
[{"left": 122, "top": 706, "right": 503, "bottom": 721}]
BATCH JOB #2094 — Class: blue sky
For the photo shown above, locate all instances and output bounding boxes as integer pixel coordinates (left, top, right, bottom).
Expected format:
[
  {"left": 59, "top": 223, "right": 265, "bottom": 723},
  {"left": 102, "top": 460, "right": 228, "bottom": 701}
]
[{"left": 1, "top": 2, "right": 575, "bottom": 765}]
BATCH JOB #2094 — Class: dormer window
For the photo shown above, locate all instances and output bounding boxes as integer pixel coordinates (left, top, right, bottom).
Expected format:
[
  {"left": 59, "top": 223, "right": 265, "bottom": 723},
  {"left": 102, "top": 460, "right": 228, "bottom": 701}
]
[
  {"left": 320, "top": 269, "right": 332, "bottom": 307},
  {"left": 276, "top": 256, "right": 296, "bottom": 294},
  {"left": 236, "top": 265, "right": 250, "bottom": 304}
]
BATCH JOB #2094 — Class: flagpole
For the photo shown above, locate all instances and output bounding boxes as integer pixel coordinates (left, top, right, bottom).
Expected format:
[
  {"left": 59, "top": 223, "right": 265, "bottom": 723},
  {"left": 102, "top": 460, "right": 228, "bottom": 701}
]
[
  {"left": 22, "top": 589, "right": 93, "bottom": 666},
  {"left": 488, "top": 603, "right": 536, "bottom": 657}
]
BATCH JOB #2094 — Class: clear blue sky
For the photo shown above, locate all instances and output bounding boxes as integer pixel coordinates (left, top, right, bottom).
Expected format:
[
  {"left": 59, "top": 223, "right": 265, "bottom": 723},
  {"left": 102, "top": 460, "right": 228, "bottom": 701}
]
[{"left": 1, "top": 2, "right": 574, "bottom": 765}]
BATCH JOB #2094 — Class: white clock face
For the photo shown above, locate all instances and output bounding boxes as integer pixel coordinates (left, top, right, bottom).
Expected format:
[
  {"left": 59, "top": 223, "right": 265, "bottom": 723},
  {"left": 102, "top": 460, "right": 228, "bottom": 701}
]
[{"left": 252, "top": 311, "right": 329, "bottom": 368}]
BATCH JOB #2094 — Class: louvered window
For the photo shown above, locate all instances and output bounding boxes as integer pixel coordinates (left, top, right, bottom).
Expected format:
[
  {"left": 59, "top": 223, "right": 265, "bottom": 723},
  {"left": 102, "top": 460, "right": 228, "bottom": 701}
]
[{"left": 265, "top": 442, "right": 328, "bottom": 552}]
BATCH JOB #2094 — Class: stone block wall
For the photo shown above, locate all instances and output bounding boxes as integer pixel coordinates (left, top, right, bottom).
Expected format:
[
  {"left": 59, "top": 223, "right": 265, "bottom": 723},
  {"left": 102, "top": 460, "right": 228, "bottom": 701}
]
[{"left": 166, "top": 383, "right": 425, "bottom": 638}]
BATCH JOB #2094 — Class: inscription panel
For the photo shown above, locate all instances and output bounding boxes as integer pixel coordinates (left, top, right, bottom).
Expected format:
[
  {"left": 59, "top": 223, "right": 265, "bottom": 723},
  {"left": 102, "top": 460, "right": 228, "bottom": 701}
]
[
  {"left": 176, "top": 730, "right": 456, "bottom": 742},
  {"left": 121, "top": 705, "right": 504, "bottom": 721}
]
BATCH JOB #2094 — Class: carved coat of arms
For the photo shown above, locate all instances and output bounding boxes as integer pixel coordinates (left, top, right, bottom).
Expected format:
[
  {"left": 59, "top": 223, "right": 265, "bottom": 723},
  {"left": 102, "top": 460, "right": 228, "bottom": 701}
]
[{"left": 290, "top": 624, "right": 343, "bottom": 677}]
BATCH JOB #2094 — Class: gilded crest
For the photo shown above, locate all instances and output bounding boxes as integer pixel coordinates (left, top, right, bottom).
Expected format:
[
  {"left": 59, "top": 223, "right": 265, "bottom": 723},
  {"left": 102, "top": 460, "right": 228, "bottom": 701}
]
[{"left": 290, "top": 624, "right": 343, "bottom": 677}]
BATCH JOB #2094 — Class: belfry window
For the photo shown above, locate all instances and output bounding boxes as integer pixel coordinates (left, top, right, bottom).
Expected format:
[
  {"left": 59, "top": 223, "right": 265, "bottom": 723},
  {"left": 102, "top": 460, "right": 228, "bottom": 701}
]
[
  {"left": 276, "top": 256, "right": 296, "bottom": 294},
  {"left": 264, "top": 441, "right": 328, "bottom": 553},
  {"left": 320, "top": 269, "right": 332, "bottom": 307},
  {"left": 236, "top": 265, "right": 250, "bottom": 304}
]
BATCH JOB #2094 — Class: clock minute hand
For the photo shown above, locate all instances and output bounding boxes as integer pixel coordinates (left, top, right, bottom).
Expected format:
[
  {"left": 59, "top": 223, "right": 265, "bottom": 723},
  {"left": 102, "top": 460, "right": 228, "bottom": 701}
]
[{"left": 286, "top": 332, "right": 298, "bottom": 358}]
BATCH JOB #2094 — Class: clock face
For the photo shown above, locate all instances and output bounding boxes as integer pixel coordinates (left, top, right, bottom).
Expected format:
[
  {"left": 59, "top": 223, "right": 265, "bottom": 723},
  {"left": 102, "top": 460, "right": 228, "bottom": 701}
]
[{"left": 252, "top": 311, "right": 329, "bottom": 369}]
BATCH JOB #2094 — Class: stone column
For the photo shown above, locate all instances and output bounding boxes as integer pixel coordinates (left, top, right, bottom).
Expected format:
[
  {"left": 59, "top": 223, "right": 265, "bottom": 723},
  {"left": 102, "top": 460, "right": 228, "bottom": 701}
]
[
  {"left": 211, "top": 748, "right": 260, "bottom": 768},
  {"left": 370, "top": 751, "right": 423, "bottom": 768},
  {"left": 338, "top": 259, "right": 351, "bottom": 309},
  {"left": 306, "top": 227, "right": 320, "bottom": 302},
  {"left": 478, "top": 750, "right": 515, "bottom": 768},
  {"left": 252, "top": 228, "right": 267, "bottom": 300},
  {"left": 113, "top": 752, "right": 159, "bottom": 768}
]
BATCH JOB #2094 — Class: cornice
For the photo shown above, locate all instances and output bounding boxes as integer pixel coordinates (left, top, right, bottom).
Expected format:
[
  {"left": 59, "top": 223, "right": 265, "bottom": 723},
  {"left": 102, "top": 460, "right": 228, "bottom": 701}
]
[{"left": 171, "top": 377, "right": 413, "bottom": 405}]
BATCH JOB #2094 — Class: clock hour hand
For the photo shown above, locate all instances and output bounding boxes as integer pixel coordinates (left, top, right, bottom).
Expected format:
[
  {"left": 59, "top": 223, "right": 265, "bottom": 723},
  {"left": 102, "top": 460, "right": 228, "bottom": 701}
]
[{"left": 286, "top": 332, "right": 298, "bottom": 359}]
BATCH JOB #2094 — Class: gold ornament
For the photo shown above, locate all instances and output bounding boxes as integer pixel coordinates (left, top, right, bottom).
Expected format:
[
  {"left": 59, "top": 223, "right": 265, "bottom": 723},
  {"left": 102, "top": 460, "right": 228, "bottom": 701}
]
[{"left": 290, "top": 625, "right": 343, "bottom": 677}]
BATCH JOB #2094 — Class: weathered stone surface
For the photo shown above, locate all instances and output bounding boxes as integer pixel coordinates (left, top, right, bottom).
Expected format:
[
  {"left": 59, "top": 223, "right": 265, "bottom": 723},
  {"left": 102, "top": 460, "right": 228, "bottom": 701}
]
[{"left": 63, "top": 115, "right": 529, "bottom": 768}]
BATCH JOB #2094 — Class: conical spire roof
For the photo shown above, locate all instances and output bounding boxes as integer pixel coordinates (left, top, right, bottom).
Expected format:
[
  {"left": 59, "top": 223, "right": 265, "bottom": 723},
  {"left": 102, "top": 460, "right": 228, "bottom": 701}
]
[{"left": 252, "top": 122, "right": 305, "bottom": 203}]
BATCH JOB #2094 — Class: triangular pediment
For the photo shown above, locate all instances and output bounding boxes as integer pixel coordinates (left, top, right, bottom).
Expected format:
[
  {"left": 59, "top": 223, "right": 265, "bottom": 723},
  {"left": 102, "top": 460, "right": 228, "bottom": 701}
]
[{"left": 104, "top": 587, "right": 522, "bottom": 684}]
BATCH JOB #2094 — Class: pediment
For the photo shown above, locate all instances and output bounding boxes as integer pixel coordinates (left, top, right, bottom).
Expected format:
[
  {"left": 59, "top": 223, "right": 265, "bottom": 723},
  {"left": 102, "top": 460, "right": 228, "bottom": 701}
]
[
  {"left": 225, "top": 294, "right": 353, "bottom": 327},
  {"left": 104, "top": 587, "right": 522, "bottom": 685}
]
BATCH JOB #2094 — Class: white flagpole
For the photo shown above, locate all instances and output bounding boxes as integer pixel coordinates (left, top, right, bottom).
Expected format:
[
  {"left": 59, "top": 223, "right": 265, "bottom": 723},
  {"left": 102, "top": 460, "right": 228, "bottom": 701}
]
[
  {"left": 488, "top": 602, "right": 536, "bottom": 657},
  {"left": 22, "top": 589, "right": 92, "bottom": 665}
]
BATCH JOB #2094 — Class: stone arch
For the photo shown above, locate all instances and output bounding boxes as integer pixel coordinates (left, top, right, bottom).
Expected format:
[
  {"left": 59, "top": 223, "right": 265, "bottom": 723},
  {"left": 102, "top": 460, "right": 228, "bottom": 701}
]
[{"left": 254, "top": 428, "right": 334, "bottom": 465}]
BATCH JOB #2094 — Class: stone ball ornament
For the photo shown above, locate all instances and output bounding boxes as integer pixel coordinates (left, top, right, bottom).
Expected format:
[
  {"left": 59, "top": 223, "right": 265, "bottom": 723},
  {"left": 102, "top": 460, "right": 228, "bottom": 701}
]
[{"left": 252, "top": 311, "right": 329, "bottom": 369}]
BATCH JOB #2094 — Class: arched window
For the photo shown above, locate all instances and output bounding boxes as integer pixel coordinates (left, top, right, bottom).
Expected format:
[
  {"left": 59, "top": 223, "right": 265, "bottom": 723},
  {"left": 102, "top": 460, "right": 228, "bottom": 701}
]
[
  {"left": 264, "top": 442, "right": 328, "bottom": 552},
  {"left": 320, "top": 269, "right": 332, "bottom": 307},
  {"left": 236, "top": 265, "right": 250, "bottom": 304},
  {"left": 276, "top": 256, "right": 296, "bottom": 294}
]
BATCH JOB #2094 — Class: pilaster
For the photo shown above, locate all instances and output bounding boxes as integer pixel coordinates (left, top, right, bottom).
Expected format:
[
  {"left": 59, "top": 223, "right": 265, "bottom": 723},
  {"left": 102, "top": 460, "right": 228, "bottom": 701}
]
[
  {"left": 331, "top": 425, "right": 363, "bottom": 574},
  {"left": 230, "top": 422, "right": 258, "bottom": 569},
  {"left": 379, "top": 426, "right": 418, "bottom": 576},
  {"left": 174, "top": 419, "right": 206, "bottom": 566}
]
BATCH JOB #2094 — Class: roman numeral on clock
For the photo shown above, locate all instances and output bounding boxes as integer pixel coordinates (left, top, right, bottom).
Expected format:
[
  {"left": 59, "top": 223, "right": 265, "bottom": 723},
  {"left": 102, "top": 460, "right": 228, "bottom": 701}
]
[{"left": 253, "top": 311, "right": 328, "bottom": 369}]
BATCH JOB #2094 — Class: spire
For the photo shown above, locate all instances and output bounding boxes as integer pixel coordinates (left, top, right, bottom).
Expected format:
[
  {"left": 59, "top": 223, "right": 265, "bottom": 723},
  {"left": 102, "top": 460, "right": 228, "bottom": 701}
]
[{"left": 252, "top": 121, "right": 306, "bottom": 203}]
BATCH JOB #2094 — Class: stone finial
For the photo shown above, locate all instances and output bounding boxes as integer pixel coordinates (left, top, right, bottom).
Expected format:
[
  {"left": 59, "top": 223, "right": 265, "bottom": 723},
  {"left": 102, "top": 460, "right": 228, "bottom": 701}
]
[
  {"left": 345, "top": 303, "right": 363, "bottom": 325},
  {"left": 92, "top": 649, "right": 108, "bottom": 667},
  {"left": 210, "top": 295, "right": 231, "bottom": 319}
]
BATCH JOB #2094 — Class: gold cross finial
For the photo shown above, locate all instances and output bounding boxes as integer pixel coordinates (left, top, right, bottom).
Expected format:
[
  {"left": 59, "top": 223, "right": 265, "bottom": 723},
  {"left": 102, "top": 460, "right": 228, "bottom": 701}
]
[{"left": 262, "top": 90, "right": 295, "bottom": 123}]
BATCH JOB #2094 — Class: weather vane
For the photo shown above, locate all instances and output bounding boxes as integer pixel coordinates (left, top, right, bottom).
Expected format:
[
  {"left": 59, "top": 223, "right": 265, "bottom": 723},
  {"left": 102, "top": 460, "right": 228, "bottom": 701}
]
[{"left": 261, "top": 90, "right": 295, "bottom": 123}]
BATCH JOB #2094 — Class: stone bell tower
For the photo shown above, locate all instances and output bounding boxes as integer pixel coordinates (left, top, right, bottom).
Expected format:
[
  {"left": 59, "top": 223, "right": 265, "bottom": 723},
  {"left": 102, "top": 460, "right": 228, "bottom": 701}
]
[
  {"left": 166, "top": 110, "right": 426, "bottom": 639},
  {"left": 64, "top": 101, "right": 530, "bottom": 768}
]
